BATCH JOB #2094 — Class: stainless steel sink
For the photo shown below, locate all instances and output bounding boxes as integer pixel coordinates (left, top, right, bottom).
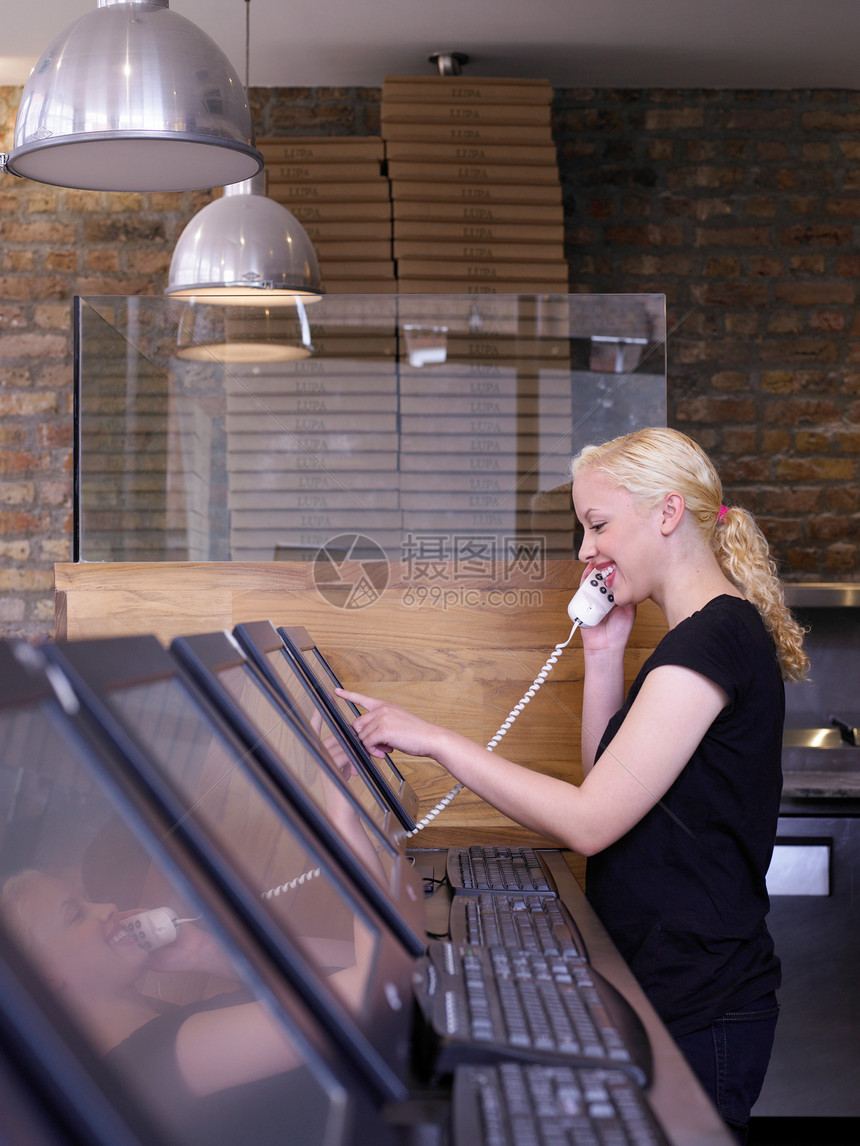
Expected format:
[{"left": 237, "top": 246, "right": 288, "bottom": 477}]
[{"left": 782, "top": 726, "right": 860, "bottom": 770}]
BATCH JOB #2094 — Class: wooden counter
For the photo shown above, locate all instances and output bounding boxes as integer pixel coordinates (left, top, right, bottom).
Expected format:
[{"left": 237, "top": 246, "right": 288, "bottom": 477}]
[{"left": 55, "top": 560, "right": 668, "bottom": 859}]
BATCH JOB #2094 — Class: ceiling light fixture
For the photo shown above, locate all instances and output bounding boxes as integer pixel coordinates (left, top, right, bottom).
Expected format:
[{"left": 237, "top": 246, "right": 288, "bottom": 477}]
[
  {"left": 165, "top": 0, "right": 323, "bottom": 304},
  {"left": 165, "top": 170, "right": 323, "bottom": 302},
  {"left": 0, "top": 0, "right": 262, "bottom": 193},
  {"left": 174, "top": 299, "right": 314, "bottom": 363}
]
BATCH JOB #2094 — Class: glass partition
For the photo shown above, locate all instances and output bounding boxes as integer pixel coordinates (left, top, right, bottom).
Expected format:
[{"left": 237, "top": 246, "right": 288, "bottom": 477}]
[{"left": 74, "top": 293, "right": 666, "bottom": 563}]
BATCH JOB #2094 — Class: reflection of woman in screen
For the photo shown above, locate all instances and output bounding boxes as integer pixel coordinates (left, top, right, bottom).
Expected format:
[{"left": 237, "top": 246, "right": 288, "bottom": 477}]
[{"left": 0, "top": 870, "right": 337, "bottom": 1145}]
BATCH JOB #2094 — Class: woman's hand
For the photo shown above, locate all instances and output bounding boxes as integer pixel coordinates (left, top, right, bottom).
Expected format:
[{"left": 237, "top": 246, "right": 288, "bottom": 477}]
[
  {"left": 335, "top": 689, "right": 444, "bottom": 761},
  {"left": 576, "top": 564, "right": 636, "bottom": 652},
  {"left": 146, "top": 920, "right": 237, "bottom": 981}
]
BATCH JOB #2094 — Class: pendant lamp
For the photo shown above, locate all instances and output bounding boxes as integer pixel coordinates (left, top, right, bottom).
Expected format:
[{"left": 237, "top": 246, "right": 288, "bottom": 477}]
[
  {"left": 166, "top": 171, "right": 323, "bottom": 302},
  {"left": 1, "top": 0, "right": 261, "bottom": 193},
  {"left": 175, "top": 298, "right": 314, "bottom": 363}
]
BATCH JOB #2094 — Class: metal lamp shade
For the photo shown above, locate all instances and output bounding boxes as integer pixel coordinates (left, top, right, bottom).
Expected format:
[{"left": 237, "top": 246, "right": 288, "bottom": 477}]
[
  {"left": 175, "top": 304, "right": 315, "bottom": 363},
  {"left": 167, "top": 178, "right": 323, "bottom": 302},
  {"left": 5, "top": 0, "right": 261, "bottom": 193}
]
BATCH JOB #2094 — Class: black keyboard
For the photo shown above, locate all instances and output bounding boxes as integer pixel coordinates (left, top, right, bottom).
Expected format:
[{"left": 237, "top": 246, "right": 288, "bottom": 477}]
[
  {"left": 447, "top": 845, "right": 556, "bottom": 894},
  {"left": 414, "top": 942, "right": 651, "bottom": 1085},
  {"left": 449, "top": 893, "right": 586, "bottom": 959},
  {"left": 453, "top": 1062, "right": 669, "bottom": 1146}
]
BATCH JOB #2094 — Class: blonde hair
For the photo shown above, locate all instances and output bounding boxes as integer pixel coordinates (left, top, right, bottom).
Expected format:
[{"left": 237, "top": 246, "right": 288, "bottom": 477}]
[
  {"left": 0, "top": 869, "right": 43, "bottom": 947},
  {"left": 572, "top": 427, "right": 809, "bottom": 682}
]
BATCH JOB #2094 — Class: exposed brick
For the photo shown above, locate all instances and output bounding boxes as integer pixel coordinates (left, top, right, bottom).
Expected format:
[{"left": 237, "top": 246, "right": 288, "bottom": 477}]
[
  {"left": 759, "top": 338, "right": 840, "bottom": 364},
  {"left": 761, "top": 429, "right": 792, "bottom": 451},
  {"left": 0, "top": 333, "right": 67, "bottom": 358},
  {"left": 668, "top": 166, "right": 744, "bottom": 190},
  {"left": 721, "top": 109, "right": 793, "bottom": 132},
  {"left": 746, "top": 197, "right": 777, "bottom": 217},
  {"left": 675, "top": 396, "right": 757, "bottom": 422},
  {"left": 644, "top": 108, "right": 704, "bottom": 131},
  {"left": 690, "top": 282, "right": 769, "bottom": 306},
  {"left": 0, "top": 393, "right": 57, "bottom": 416},
  {"left": 803, "top": 110, "right": 860, "bottom": 132},
  {"left": 705, "top": 256, "right": 741, "bottom": 276},
  {"left": 0, "top": 220, "right": 76, "bottom": 243},
  {"left": 824, "top": 543, "right": 857, "bottom": 572},
  {"left": 810, "top": 311, "right": 847, "bottom": 332},
  {"left": 826, "top": 485, "right": 860, "bottom": 510},
  {"left": 825, "top": 197, "right": 860, "bottom": 216},
  {"left": 664, "top": 196, "right": 734, "bottom": 220},
  {"left": 695, "top": 226, "right": 771, "bottom": 247},
  {"left": 802, "top": 143, "right": 832, "bottom": 162},
  {"left": 794, "top": 431, "right": 830, "bottom": 452},
  {"left": 721, "top": 428, "right": 758, "bottom": 453},
  {"left": 775, "top": 457, "right": 854, "bottom": 480},
  {"left": 789, "top": 254, "right": 826, "bottom": 274},
  {"left": 779, "top": 224, "right": 853, "bottom": 246},
  {"left": 756, "top": 141, "right": 790, "bottom": 161},
  {"left": 775, "top": 281, "right": 854, "bottom": 305},
  {"left": 724, "top": 314, "right": 759, "bottom": 336},
  {"left": 605, "top": 224, "right": 684, "bottom": 245},
  {"left": 748, "top": 255, "right": 783, "bottom": 276},
  {"left": 648, "top": 140, "right": 675, "bottom": 160}
]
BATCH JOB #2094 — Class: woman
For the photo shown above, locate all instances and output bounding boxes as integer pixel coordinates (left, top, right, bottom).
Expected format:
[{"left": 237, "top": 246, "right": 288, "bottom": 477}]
[
  {"left": 0, "top": 868, "right": 341, "bottom": 1145},
  {"left": 340, "top": 427, "right": 807, "bottom": 1143}
]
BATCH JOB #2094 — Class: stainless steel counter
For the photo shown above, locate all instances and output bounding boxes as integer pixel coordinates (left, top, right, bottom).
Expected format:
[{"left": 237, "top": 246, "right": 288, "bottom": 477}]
[
  {"left": 758, "top": 583, "right": 860, "bottom": 1116},
  {"left": 781, "top": 771, "right": 860, "bottom": 800}
]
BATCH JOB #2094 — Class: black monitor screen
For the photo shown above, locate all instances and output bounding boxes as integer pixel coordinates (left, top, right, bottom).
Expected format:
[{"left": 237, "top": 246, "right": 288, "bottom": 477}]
[
  {"left": 106, "top": 675, "right": 379, "bottom": 1021},
  {"left": 0, "top": 669, "right": 348, "bottom": 1146},
  {"left": 257, "top": 645, "right": 408, "bottom": 837},
  {"left": 282, "top": 633, "right": 408, "bottom": 797},
  {"left": 222, "top": 659, "right": 398, "bottom": 852},
  {"left": 215, "top": 660, "right": 401, "bottom": 882}
]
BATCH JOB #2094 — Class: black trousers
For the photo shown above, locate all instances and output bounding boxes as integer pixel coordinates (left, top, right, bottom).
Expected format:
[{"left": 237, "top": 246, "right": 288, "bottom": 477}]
[{"left": 674, "top": 991, "right": 780, "bottom": 1145}]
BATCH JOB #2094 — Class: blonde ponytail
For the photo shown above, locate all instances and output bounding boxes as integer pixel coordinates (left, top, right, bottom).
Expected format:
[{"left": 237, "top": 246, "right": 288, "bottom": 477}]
[
  {"left": 572, "top": 427, "right": 809, "bottom": 682},
  {"left": 713, "top": 506, "right": 809, "bottom": 682}
]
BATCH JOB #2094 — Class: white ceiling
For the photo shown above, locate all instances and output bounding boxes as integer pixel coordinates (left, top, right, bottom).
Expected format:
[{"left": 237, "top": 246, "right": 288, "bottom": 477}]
[{"left": 1, "top": 0, "right": 859, "bottom": 92}]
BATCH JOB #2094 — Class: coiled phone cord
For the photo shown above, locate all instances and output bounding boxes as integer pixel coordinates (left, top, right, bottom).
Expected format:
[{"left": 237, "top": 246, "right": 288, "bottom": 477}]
[
  {"left": 262, "top": 867, "right": 322, "bottom": 899},
  {"left": 406, "top": 622, "right": 580, "bottom": 837}
]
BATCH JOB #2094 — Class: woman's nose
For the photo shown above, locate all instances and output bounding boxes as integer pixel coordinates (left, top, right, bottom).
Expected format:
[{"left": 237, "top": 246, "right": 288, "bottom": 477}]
[
  {"left": 578, "top": 536, "right": 595, "bottom": 563},
  {"left": 92, "top": 900, "right": 118, "bottom": 921}
]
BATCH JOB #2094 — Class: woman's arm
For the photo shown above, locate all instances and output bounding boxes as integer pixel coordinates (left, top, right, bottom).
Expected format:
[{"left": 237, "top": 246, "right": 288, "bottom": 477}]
[
  {"left": 340, "top": 663, "right": 727, "bottom": 856},
  {"left": 578, "top": 591, "right": 636, "bottom": 774},
  {"left": 175, "top": 1001, "right": 301, "bottom": 1096},
  {"left": 174, "top": 934, "right": 375, "bottom": 1096}
]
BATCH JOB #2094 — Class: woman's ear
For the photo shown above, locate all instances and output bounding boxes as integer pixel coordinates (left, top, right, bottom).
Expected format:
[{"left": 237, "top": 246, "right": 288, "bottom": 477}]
[{"left": 659, "top": 492, "right": 685, "bottom": 535}]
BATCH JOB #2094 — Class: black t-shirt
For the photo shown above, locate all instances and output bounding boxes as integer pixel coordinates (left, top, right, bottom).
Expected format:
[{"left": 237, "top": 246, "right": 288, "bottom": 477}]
[
  {"left": 106, "top": 992, "right": 330, "bottom": 1146},
  {"left": 585, "top": 596, "right": 785, "bottom": 1037}
]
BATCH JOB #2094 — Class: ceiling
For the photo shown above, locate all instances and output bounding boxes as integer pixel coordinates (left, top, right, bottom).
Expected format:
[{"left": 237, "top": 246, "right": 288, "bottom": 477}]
[{"left": 1, "top": 0, "right": 859, "bottom": 92}]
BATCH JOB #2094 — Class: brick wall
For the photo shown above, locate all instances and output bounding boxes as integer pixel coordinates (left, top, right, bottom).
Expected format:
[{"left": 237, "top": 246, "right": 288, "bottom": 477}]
[
  {"left": 1, "top": 85, "right": 858, "bottom": 639},
  {"left": 555, "top": 89, "right": 860, "bottom": 580}
]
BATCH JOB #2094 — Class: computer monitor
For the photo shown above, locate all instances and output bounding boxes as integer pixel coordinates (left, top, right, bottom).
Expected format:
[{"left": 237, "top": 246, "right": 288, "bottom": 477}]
[
  {"left": 169, "top": 630, "right": 426, "bottom": 956},
  {"left": 43, "top": 636, "right": 417, "bottom": 1104},
  {"left": 0, "top": 639, "right": 390, "bottom": 1146},
  {"left": 234, "top": 621, "right": 419, "bottom": 832}
]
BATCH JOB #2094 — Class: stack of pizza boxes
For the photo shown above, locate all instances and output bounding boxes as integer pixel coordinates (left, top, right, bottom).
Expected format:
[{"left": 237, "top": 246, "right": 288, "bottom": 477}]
[
  {"left": 226, "top": 138, "right": 400, "bottom": 561},
  {"left": 379, "top": 76, "right": 573, "bottom": 560},
  {"left": 260, "top": 135, "right": 395, "bottom": 294},
  {"left": 380, "top": 75, "right": 567, "bottom": 295}
]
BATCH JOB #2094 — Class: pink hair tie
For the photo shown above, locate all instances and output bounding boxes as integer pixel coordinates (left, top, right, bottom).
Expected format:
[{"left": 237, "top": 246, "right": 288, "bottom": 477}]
[{"left": 717, "top": 504, "right": 728, "bottom": 522}]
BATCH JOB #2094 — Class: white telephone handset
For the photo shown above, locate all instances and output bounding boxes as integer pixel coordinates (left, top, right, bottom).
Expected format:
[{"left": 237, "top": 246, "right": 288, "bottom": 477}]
[
  {"left": 119, "top": 874, "right": 324, "bottom": 951},
  {"left": 567, "top": 566, "right": 616, "bottom": 627},
  {"left": 118, "top": 907, "right": 197, "bottom": 952},
  {"left": 406, "top": 566, "right": 616, "bottom": 835}
]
